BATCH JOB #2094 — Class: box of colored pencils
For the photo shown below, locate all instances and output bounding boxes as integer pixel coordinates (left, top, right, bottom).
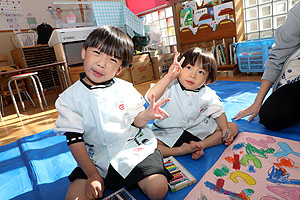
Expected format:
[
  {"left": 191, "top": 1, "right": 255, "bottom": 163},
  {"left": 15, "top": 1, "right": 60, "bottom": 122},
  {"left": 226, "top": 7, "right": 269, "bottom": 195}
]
[
  {"left": 164, "top": 156, "right": 196, "bottom": 192},
  {"left": 103, "top": 188, "right": 136, "bottom": 200}
]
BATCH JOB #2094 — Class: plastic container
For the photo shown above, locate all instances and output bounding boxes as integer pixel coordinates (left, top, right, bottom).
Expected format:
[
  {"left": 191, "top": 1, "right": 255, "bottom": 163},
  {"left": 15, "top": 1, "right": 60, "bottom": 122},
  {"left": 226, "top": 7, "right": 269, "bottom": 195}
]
[{"left": 235, "top": 37, "right": 275, "bottom": 73}]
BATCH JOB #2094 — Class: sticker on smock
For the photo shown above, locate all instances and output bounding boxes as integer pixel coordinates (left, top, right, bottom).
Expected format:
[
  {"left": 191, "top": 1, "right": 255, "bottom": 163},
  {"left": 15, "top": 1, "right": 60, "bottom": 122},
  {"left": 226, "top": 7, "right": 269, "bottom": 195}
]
[{"left": 110, "top": 127, "right": 157, "bottom": 178}]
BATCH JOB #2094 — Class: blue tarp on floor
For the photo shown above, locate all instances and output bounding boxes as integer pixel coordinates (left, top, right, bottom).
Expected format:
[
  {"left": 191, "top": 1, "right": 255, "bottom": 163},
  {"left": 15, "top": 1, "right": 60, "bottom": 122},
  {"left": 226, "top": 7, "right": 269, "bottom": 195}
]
[{"left": 1, "top": 81, "right": 299, "bottom": 200}]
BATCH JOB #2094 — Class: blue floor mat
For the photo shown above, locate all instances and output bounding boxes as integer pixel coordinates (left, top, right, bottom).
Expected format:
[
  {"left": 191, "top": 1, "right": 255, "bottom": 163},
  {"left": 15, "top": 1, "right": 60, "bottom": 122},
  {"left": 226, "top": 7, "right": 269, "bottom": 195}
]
[{"left": 1, "top": 81, "right": 299, "bottom": 200}]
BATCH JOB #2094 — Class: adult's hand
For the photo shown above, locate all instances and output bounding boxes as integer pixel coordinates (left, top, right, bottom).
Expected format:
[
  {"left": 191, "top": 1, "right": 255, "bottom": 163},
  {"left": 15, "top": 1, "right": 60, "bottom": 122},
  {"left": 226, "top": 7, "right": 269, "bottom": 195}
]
[{"left": 233, "top": 102, "right": 261, "bottom": 122}]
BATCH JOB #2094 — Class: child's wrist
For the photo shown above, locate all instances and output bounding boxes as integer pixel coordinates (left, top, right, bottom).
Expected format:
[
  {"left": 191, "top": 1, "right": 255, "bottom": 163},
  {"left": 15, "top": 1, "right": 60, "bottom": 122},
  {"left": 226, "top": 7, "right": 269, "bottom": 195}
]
[{"left": 164, "top": 73, "right": 175, "bottom": 81}]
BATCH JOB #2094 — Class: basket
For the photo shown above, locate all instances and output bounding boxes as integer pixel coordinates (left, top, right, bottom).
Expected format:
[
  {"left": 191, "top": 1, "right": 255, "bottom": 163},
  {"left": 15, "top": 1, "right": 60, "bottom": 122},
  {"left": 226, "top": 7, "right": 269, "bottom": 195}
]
[{"left": 236, "top": 37, "right": 275, "bottom": 73}]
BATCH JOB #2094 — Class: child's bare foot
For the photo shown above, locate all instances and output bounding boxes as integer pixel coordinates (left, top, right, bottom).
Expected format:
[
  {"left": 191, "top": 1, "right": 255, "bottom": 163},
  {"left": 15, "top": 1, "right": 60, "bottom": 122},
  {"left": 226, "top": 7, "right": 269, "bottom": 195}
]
[
  {"left": 179, "top": 142, "right": 203, "bottom": 155},
  {"left": 192, "top": 149, "right": 204, "bottom": 160},
  {"left": 190, "top": 141, "right": 204, "bottom": 160}
]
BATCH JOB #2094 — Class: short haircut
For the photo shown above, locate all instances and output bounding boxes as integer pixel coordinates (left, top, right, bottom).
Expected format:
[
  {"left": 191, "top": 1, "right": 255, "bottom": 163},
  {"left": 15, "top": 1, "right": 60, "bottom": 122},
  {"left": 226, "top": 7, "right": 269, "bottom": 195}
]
[
  {"left": 179, "top": 47, "right": 217, "bottom": 83},
  {"left": 83, "top": 26, "right": 134, "bottom": 67}
]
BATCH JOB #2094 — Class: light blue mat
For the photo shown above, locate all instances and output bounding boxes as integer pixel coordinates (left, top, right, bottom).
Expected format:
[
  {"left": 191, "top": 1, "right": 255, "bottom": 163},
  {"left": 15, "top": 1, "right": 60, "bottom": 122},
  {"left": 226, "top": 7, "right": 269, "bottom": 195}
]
[{"left": 1, "top": 81, "right": 299, "bottom": 200}]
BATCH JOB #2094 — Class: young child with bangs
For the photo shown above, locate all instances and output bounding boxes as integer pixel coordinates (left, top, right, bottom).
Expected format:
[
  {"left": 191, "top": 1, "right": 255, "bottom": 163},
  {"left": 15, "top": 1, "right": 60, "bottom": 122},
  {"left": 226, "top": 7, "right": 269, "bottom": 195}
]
[
  {"left": 146, "top": 47, "right": 238, "bottom": 160},
  {"left": 54, "top": 26, "right": 173, "bottom": 200}
]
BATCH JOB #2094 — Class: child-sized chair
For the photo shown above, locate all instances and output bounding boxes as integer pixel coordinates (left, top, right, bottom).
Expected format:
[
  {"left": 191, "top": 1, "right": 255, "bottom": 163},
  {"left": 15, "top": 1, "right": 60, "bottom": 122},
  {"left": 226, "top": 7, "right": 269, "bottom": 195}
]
[
  {"left": 0, "top": 54, "right": 47, "bottom": 117},
  {"left": 8, "top": 71, "right": 48, "bottom": 117}
]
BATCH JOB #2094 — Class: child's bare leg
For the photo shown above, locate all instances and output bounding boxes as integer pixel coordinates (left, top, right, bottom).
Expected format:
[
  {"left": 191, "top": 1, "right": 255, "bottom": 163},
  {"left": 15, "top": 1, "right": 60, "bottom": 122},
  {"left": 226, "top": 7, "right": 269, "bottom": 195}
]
[
  {"left": 224, "top": 122, "right": 239, "bottom": 145},
  {"left": 191, "top": 122, "right": 239, "bottom": 160},
  {"left": 157, "top": 139, "right": 202, "bottom": 158},
  {"left": 191, "top": 128, "right": 223, "bottom": 160},
  {"left": 138, "top": 174, "right": 169, "bottom": 200},
  {"left": 65, "top": 179, "right": 89, "bottom": 200}
]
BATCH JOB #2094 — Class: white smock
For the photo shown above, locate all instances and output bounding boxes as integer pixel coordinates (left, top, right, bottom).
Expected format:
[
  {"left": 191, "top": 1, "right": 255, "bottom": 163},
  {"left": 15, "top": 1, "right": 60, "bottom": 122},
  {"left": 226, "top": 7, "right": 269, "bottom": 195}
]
[
  {"left": 54, "top": 78, "right": 157, "bottom": 178},
  {"left": 146, "top": 79, "right": 224, "bottom": 147}
]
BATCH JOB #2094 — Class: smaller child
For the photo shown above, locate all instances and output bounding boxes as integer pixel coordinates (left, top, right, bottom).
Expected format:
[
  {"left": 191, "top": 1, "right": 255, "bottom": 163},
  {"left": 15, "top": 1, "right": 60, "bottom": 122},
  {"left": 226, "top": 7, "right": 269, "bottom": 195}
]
[{"left": 146, "top": 47, "right": 238, "bottom": 160}]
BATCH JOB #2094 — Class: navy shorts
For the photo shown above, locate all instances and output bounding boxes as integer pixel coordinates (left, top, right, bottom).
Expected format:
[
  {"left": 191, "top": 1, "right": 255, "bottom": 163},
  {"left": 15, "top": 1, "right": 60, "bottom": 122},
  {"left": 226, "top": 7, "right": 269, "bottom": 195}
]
[
  {"left": 68, "top": 150, "right": 173, "bottom": 190},
  {"left": 173, "top": 130, "right": 201, "bottom": 147}
]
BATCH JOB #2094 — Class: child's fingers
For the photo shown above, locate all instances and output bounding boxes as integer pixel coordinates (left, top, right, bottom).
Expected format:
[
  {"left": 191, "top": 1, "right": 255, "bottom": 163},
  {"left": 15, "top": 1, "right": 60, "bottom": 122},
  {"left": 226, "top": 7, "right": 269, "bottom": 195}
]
[
  {"left": 225, "top": 136, "right": 234, "bottom": 145},
  {"left": 156, "top": 98, "right": 170, "bottom": 107},
  {"left": 158, "top": 107, "right": 169, "bottom": 118},
  {"left": 179, "top": 56, "right": 185, "bottom": 66},
  {"left": 173, "top": 52, "right": 180, "bottom": 63},
  {"left": 150, "top": 93, "right": 156, "bottom": 106}
]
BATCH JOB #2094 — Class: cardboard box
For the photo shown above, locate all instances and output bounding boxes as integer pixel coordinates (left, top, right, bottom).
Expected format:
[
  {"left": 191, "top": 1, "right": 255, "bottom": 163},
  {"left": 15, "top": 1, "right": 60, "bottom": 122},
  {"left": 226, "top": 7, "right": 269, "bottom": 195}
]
[
  {"left": 130, "top": 53, "right": 154, "bottom": 84},
  {"left": 69, "top": 66, "right": 85, "bottom": 84},
  {"left": 151, "top": 53, "right": 175, "bottom": 79},
  {"left": 116, "top": 67, "right": 132, "bottom": 83}
]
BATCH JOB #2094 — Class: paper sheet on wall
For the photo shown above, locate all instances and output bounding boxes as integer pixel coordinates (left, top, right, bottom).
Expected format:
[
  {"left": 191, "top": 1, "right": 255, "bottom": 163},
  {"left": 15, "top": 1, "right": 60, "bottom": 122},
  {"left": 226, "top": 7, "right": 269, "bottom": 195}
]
[
  {"left": 4, "top": 14, "right": 20, "bottom": 33},
  {"left": 193, "top": 8, "right": 208, "bottom": 25},
  {"left": 0, "top": 0, "right": 22, "bottom": 15},
  {"left": 213, "top": 1, "right": 234, "bottom": 18},
  {"left": 180, "top": 8, "right": 193, "bottom": 28},
  {"left": 185, "top": 132, "right": 300, "bottom": 200}
]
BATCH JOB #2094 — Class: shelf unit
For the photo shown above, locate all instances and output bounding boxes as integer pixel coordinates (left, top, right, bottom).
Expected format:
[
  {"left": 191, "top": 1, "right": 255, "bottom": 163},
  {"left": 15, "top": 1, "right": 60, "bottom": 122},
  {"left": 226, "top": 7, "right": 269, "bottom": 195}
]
[{"left": 174, "top": 0, "right": 245, "bottom": 75}]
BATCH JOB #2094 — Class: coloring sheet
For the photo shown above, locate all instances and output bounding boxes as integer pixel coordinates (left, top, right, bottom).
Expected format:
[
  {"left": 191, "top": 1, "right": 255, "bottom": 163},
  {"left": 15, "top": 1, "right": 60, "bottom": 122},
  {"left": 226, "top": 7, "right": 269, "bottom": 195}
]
[{"left": 185, "top": 132, "right": 300, "bottom": 200}]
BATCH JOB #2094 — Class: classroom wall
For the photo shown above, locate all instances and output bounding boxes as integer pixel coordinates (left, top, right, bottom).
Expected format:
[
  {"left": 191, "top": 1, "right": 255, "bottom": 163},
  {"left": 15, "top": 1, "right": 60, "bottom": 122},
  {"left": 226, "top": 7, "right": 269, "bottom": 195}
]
[{"left": 0, "top": 0, "right": 126, "bottom": 65}]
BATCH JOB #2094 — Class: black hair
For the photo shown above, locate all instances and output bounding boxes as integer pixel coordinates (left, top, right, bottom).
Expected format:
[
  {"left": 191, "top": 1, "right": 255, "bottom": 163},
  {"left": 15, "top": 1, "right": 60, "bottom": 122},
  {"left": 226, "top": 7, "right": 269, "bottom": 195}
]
[
  {"left": 83, "top": 26, "right": 134, "bottom": 67},
  {"left": 179, "top": 47, "right": 217, "bottom": 83}
]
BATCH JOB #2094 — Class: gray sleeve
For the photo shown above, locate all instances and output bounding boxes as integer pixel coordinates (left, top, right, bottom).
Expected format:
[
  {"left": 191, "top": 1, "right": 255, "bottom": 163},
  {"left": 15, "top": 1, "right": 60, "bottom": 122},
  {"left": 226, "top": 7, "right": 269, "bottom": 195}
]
[{"left": 262, "top": 2, "right": 300, "bottom": 83}]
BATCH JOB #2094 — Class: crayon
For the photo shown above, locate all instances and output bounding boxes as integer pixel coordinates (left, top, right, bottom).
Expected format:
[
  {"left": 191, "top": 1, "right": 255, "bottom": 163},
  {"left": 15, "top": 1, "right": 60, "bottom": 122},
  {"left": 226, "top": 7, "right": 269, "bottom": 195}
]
[
  {"left": 171, "top": 171, "right": 182, "bottom": 177},
  {"left": 166, "top": 165, "right": 177, "bottom": 171},
  {"left": 170, "top": 176, "right": 188, "bottom": 184},
  {"left": 170, "top": 169, "right": 180, "bottom": 174},
  {"left": 223, "top": 129, "right": 230, "bottom": 142},
  {"left": 172, "top": 173, "right": 183, "bottom": 180},
  {"left": 170, "top": 177, "right": 189, "bottom": 186},
  {"left": 164, "top": 162, "right": 175, "bottom": 167}
]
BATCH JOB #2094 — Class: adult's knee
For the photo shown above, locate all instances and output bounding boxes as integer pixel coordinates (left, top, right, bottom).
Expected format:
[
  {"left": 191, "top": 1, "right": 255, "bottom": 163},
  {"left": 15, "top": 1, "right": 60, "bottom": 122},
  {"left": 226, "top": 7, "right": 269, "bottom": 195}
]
[{"left": 259, "top": 107, "right": 284, "bottom": 131}]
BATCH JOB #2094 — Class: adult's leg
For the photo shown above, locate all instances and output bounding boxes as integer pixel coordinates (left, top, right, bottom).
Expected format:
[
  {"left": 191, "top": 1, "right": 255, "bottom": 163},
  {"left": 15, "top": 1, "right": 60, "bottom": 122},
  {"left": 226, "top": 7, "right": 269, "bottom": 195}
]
[{"left": 259, "top": 81, "right": 300, "bottom": 130}]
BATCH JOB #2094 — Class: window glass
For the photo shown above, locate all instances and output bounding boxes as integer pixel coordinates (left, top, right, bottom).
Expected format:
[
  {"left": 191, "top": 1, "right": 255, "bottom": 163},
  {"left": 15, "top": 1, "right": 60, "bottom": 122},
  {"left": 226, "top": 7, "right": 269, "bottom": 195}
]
[
  {"left": 260, "top": 17, "right": 272, "bottom": 30},
  {"left": 152, "top": 11, "right": 159, "bottom": 21},
  {"left": 247, "top": 20, "right": 259, "bottom": 32},
  {"left": 140, "top": 6, "right": 177, "bottom": 51},
  {"left": 244, "top": 0, "right": 291, "bottom": 39},
  {"left": 247, "top": 32, "right": 260, "bottom": 39},
  {"left": 246, "top": 7, "right": 258, "bottom": 20},
  {"left": 261, "top": 30, "right": 273, "bottom": 38},
  {"left": 167, "top": 17, "right": 174, "bottom": 27},
  {"left": 165, "top": 7, "right": 173, "bottom": 18},
  {"left": 158, "top": 9, "right": 166, "bottom": 19}
]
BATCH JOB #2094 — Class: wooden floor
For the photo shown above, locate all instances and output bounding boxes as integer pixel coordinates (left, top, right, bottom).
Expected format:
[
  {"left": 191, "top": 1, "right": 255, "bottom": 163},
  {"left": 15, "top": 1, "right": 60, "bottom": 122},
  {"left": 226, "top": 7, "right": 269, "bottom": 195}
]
[{"left": 0, "top": 73, "right": 262, "bottom": 146}]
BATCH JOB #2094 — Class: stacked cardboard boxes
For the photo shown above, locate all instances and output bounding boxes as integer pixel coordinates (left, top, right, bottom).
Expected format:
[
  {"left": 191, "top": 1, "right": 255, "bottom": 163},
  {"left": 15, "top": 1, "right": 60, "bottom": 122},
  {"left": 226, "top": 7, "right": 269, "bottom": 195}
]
[
  {"left": 130, "top": 53, "right": 154, "bottom": 84},
  {"left": 70, "top": 53, "right": 176, "bottom": 85},
  {"left": 151, "top": 53, "right": 175, "bottom": 79}
]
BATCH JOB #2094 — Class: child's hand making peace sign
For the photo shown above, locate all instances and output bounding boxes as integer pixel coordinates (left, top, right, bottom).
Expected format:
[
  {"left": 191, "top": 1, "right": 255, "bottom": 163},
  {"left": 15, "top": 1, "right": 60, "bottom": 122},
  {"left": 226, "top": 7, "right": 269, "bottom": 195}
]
[{"left": 165, "top": 52, "right": 185, "bottom": 80}]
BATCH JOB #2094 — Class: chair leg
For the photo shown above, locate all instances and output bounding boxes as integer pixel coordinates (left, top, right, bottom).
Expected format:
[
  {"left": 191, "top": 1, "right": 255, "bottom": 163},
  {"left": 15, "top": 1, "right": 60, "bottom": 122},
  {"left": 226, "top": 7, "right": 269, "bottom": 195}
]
[
  {"left": 33, "top": 74, "right": 48, "bottom": 107},
  {"left": 23, "top": 90, "right": 36, "bottom": 108},
  {"left": 8, "top": 79, "right": 20, "bottom": 117},
  {"left": 14, "top": 80, "right": 26, "bottom": 112},
  {"left": 58, "top": 64, "right": 69, "bottom": 90},
  {"left": 29, "top": 75, "right": 44, "bottom": 111},
  {"left": 49, "top": 69, "right": 59, "bottom": 95},
  {"left": 0, "top": 94, "right": 4, "bottom": 117}
]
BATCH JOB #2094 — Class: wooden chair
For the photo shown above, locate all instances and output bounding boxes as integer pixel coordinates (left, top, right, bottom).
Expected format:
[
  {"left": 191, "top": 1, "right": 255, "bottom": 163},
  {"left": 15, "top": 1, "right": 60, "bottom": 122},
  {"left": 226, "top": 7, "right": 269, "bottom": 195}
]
[{"left": 0, "top": 55, "right": 36, "bottom": 116}]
